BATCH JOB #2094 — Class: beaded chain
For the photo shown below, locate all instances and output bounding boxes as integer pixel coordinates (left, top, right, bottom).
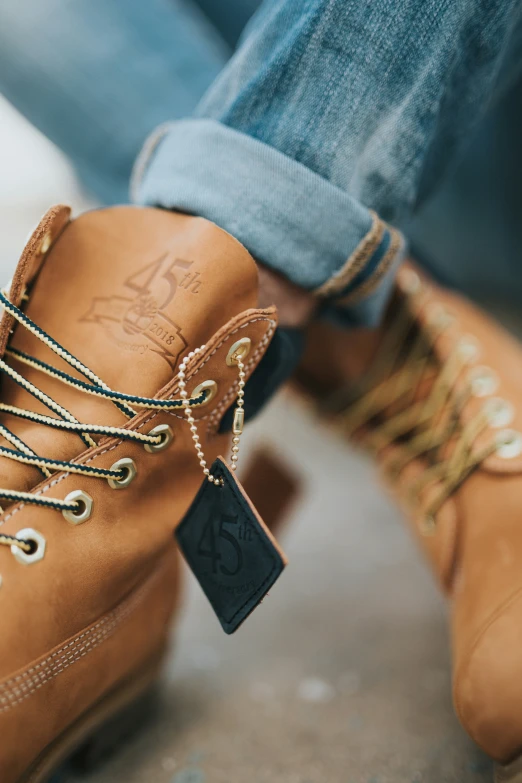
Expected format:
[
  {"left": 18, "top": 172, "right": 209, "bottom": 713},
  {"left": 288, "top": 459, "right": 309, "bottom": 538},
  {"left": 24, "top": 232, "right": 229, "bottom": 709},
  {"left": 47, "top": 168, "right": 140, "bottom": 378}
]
[{"left": 177, "top": 346, "right": 246, "bottom": 486}]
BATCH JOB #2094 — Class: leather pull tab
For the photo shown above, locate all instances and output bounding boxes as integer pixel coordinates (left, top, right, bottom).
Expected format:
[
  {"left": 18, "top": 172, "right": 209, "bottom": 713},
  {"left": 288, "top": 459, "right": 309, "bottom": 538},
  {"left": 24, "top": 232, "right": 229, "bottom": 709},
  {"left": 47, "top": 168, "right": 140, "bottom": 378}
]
[{"left": 175, "top": 456, "right": 288, "bottom": 634}]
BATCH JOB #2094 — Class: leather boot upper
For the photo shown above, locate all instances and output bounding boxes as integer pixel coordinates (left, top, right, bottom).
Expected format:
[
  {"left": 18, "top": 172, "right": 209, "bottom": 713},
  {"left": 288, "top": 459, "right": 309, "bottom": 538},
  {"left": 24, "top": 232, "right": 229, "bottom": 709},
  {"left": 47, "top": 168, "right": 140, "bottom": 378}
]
[
  {"left": 297, "top": 263, "right": 522, "bottom": 764},
  {"left": 0, "top": 205, "right": 277, "bottom": 782}
]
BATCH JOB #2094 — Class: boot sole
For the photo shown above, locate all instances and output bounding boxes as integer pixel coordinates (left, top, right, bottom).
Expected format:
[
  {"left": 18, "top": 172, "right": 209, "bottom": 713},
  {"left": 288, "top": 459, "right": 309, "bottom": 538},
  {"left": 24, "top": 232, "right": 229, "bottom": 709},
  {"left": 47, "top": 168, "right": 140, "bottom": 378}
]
[
  {"left": 496, "top": 757, "right": 522, "bottom": 782},
  {"left": 17, "top": 644, "right": 167, "bottom": 783}
]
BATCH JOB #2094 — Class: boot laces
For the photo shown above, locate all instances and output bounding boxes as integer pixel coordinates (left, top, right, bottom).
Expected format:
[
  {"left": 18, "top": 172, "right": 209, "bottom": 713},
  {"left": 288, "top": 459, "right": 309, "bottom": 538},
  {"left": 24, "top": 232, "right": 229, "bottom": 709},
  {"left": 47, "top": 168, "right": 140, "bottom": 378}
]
[
  {"left": 0, "top": 289, "right": 208, "bottom": 555},
  {"left": 327, "top": 276, "right": 518, "bottom": 534}
]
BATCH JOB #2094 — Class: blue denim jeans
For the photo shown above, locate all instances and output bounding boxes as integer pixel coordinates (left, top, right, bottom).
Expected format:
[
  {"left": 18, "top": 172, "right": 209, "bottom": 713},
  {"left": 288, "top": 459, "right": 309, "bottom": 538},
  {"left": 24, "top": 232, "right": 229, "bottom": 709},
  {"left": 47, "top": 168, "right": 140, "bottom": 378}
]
[{"left": 0, "top": 0, "right": 521, "bottom": 325}]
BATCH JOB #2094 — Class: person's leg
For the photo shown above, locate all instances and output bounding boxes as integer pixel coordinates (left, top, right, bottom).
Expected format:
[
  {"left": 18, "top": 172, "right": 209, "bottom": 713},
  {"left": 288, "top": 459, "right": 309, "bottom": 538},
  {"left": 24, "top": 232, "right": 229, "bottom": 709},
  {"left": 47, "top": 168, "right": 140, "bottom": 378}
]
[
  {"left": 409, "top": 75, "right": 522, "bottom": 305},
  {"left": 404, "top": 8, "right": 522, "bottom": 304},
  {"left": 193, "top": 0, "right": 260, "bottom": 48},
  {"left": 136, "top": 0, "right": 522, "bottom": 329},
  {"left": 0, "top": 0, "right": 231, "bottom": 204}
]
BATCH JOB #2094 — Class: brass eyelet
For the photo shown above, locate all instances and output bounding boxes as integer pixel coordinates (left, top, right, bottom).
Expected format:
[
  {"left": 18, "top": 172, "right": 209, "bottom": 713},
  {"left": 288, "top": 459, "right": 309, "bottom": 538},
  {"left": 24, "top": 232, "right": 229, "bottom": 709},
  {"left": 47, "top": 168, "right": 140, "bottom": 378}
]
[
  {"left": 39, "top": 232, "right": 52, "bottom": 255},
  {"left": 483, "top": 397, "right": 514, "bottom": 429},
  {"left": 62, "top": 490, "right": 93, "bottom": 525},
  {"left": 108, "top": 457, "right": 137, "bottom": 489},
  {"left": 144, "top": 423, "right": 174, "bottom": 453},
  {"left": 192, "top": 380, "right": 218, "bottom": 406},
  {"left": 226, "top": 337, "right": 252, "bottom": 366},
  {"left": 427, "top": 304, "right": 455, "bottom": 329},
  {"left": 457, "top": 335, "right": 481, "bottom": 363},
  {"left": 399, "top": 269, "right": 422, "bottom": 295},
  {"left": 496, "top": 429, "right": 522, "bottom": 459},
  {"left": 12, "top": 528, "right": 46, "bottom": 565},
  {"left": 468, "top": 366, "right": 499, "bottom": 398}
]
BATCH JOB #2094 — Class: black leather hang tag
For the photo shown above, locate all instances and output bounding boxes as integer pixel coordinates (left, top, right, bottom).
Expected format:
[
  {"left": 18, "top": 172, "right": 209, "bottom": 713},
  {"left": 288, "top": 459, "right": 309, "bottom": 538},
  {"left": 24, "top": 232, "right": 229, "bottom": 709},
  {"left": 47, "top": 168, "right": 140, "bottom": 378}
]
[{"left": 175, "top": 456, "right": 288, "bottom": 634}]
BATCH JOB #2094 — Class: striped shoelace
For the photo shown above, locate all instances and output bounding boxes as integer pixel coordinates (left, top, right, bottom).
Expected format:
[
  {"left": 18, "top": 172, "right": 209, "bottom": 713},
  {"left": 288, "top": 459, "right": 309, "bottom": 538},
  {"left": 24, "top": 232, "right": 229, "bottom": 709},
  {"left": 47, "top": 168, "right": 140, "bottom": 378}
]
[{"left": 0, "top": 290, "right": 208, "bottom": 554}]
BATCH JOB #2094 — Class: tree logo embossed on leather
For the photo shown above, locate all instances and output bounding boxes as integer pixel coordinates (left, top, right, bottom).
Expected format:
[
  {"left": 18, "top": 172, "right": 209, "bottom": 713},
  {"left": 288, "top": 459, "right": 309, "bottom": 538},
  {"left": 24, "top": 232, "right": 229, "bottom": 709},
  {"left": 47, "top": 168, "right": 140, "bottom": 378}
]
[
  {"left": 80, "top": 254, "right": 204, "bottom": 368},
  {"left": 176, "top": 458, "right": 288, "bottom": 634}
]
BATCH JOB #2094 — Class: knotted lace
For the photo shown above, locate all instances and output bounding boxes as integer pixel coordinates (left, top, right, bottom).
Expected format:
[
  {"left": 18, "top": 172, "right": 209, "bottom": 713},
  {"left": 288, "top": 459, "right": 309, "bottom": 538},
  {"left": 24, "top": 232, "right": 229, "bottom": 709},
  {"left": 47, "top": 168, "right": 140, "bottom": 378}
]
[{"left": 0, "top": 290, "right": 208, "bottom": 553}]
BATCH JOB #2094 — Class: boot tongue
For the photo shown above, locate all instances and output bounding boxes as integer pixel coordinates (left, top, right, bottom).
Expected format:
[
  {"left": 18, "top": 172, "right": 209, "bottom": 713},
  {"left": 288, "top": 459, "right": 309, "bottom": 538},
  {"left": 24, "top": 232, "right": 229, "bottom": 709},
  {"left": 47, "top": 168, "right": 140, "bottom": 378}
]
[{"left": 0, "top": 206, "right": 259, "bottom": 489}]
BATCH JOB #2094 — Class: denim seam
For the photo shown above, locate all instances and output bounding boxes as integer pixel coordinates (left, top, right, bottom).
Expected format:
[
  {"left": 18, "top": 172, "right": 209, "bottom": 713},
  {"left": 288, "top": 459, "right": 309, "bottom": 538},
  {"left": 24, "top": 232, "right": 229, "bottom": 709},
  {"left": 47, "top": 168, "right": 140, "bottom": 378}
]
[
  {"left": 129, "top": 121, "right": 176, "bottom": 203},
  {"left": 314, "top": 210, "right": 384, "bottom": 297},
  {"left": 336, "top": 226, "right": 404, "bottom": 306},
  {"left": 135, "top": 118, "right": 405, "bottom": 320}
]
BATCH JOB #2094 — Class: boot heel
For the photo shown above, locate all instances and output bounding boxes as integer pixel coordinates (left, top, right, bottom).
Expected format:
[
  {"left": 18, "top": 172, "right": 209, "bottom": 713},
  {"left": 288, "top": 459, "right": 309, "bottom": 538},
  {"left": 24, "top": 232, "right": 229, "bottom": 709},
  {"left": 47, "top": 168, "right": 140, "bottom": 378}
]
[
  {"left": 496, "top": 756, "right": 522, "bottom": 782},
  {"left": 69, "top": 684, "right": 158, "bottom": 773}
]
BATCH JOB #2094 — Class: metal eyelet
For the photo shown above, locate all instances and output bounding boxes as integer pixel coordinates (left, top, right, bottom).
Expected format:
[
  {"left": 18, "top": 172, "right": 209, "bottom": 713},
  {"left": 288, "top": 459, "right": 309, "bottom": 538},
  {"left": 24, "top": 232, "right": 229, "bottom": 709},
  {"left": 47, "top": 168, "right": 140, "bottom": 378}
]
[
  {"left": 226, "top": 337, "right": 252, "bottom": 367},
  {"left": 468, "top": 366, "right": 499, "bottom": 397},
  {"left": 62, "top": 490, "right": 93, "bottom": 525},
  {"left": 400, "top": 269, "right": 422, "bottom": 295},
  {"left": 12, "top": 528, "right": 46, "bottom": 565},
  {"left": 192, "top": 380, "right": 218, "bottom": 406},
  {"left": 108, "top": 457, "right": 137, "bottom": 489},
  {"left": 458, "top": 335, "right": 481, "bottom": 363},
  {"left": 39, "top": 232, "right": 52, "bottom": 255},
  {"left": 427, "top": 304, "right": 455, "bottom": 329},
  {"left": 496, "top": 429, "right": 522, "bottom": 459},
  {"left": 483, "top": 398, "right": 514, "bottom": 429},
  {"left": 144, "top": 424, "right": 174, "bottom": 453}
]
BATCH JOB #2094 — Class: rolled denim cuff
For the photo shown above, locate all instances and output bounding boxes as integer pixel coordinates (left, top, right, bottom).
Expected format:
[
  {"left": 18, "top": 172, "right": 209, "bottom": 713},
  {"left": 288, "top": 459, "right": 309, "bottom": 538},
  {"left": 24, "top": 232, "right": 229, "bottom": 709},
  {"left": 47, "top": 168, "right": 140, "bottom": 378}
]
[{"left": 133, "top": 119, "right": 406, "bottom": 325}]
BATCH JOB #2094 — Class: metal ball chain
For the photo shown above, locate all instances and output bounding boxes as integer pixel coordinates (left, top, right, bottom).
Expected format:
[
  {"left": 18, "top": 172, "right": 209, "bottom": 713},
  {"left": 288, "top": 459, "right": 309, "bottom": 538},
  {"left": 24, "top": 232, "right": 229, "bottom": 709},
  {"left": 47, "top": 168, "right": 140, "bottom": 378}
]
[
  {"left": 178, "top": 345, "right": 246, "bottom": 486},
  {"left": 230, "top": 355, "right": 246, "bottom": 472}
]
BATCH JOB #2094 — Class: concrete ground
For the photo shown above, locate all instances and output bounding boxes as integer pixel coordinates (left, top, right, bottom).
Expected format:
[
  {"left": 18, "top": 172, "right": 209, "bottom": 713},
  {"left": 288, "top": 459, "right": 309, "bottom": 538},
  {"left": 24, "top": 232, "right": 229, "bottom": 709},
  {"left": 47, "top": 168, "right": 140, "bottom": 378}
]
[{"left": 0, "top": 98, "right": 492, "bottom": 783}]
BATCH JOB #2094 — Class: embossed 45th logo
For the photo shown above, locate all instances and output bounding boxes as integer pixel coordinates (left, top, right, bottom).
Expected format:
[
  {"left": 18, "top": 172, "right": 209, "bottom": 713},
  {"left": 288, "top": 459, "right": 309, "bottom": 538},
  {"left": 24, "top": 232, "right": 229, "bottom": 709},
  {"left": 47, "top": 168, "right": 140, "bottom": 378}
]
[{"left": 81, "top": 254, "right": 203, "bottom": 368}]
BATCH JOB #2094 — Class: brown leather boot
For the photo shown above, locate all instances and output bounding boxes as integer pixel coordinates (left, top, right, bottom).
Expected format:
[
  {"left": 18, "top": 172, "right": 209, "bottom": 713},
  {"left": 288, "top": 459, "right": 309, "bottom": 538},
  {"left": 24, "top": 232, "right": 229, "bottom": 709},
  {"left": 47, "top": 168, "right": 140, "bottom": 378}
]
[
  {"left": 0, "top": 204, "right": 277, "bottom": 783},
  {"left": 295, "top": 263, "right": 522, "bottom": 783}
]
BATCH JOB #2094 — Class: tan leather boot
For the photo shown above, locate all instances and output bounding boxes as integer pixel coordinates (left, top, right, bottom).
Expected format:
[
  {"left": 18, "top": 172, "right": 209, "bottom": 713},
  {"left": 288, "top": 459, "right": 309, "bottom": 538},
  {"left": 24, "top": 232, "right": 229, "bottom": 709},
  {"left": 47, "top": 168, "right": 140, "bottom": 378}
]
[
  {"left": 0, "top": 204, "right": 277, "bottom": 783},
  {"left": 295, "top": 263, "right": 522, "bottom": 782}
]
